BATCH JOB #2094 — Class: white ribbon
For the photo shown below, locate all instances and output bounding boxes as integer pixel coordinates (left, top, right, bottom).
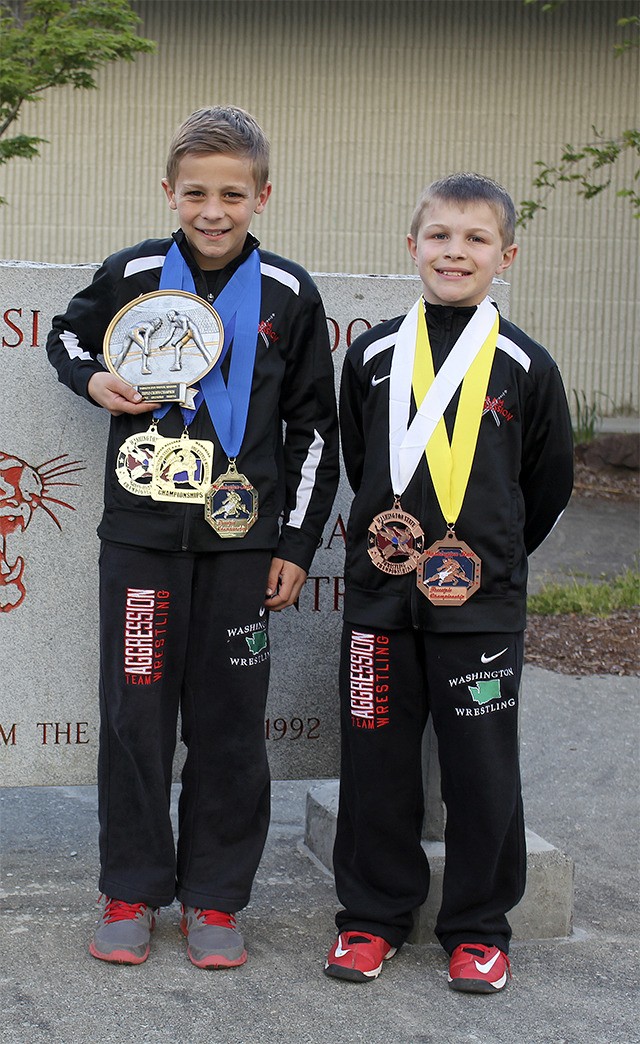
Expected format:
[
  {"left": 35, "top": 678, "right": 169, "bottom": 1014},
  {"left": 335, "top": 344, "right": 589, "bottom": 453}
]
[{"left": 388, "top": 296, "right": 497, "bottom": 495}]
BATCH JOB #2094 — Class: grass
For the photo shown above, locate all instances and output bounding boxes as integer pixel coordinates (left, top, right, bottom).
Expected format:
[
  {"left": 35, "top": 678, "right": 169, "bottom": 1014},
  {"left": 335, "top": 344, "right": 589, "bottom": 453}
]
[
  {"left": 571, "top": 388, "right": 620, "bottom": 444},
  {"left": 528, "top": 567, "right": 640, "bottom": 616},
  {"left": 572, "top": 389, "right": 601, "bottom": 444}
]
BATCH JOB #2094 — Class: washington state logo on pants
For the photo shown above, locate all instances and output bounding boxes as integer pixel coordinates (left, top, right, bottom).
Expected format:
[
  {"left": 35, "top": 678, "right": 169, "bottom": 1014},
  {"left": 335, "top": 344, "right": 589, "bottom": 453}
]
[
  {"left": 451, "top": 672, "right": 516, "bottom": 719},
  {"left": 226, "top": 619, "right": 270, "bottom": 667}
]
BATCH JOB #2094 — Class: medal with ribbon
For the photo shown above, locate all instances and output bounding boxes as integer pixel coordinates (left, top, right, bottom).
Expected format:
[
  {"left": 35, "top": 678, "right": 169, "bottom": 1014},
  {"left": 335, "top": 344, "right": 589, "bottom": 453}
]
[
  {"left": 412, "top": 298, "right": 498, "bottom": 604},
  {"left": 367, "top": 298, "right": 428, "bottom": 576},
  {"left": 368, "top": 296, "right": 498, "bottom": 599},
  {"left": 147, "top": 242, "right": 261, "bottom": 531}
]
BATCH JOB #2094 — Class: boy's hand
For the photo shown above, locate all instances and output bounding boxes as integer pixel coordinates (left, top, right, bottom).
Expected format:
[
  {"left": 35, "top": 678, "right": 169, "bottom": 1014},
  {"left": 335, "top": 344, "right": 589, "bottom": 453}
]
[
  {"left": 88, "top": 371, "right": 159, "bottom": 416},
  {"left": 264, "top": 557, "right": 307, "bottom": 611}
]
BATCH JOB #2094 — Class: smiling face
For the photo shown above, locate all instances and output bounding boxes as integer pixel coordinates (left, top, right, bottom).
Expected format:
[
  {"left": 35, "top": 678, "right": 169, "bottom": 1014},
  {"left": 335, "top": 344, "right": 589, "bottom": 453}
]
[
  {"left": 162, "top": 151, "right": 272, "bottom": 271},
  {"left": 407, "top": 199, "right": 517, "bottom": 308}
]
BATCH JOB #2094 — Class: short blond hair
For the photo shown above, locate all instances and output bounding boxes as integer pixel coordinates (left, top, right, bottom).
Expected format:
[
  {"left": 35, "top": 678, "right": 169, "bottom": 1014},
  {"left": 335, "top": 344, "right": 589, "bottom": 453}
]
[
  {"left": 410, "top": 172, "right": 516, "bottom": 249},
  {"left": 165, "top": 106, "right": 270, "bottom": 190}
]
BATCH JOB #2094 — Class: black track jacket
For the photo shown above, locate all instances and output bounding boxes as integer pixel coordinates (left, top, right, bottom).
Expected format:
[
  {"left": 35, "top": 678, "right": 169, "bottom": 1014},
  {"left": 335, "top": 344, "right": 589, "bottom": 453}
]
[
  {"left": 339, "top": 300, "right": 573, "bottom": 633},
  {"left": 47, "top": 232, "right": 339, "bottom": 573}
]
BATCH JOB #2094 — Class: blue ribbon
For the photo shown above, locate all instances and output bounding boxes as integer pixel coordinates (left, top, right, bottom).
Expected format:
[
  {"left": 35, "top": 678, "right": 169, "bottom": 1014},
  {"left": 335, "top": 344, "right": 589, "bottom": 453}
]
[{"left": 155, "top": 242, "right": 261, "bottom": 459}]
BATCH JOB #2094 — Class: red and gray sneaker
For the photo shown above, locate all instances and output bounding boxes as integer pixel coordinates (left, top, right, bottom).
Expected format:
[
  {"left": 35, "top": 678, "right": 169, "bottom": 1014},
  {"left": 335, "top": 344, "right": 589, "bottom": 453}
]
[
  {"left": 180, "top": 906, "right": 247, "bottom": 969},
  {"left": 89, "top": 897, "right": 157, "bottom": 964},
  {"left": 324, "top": 931, "right": 397, "bottom": 982},
  {"left": 448, "top": 943, "right": 512, "bottom": 993}
]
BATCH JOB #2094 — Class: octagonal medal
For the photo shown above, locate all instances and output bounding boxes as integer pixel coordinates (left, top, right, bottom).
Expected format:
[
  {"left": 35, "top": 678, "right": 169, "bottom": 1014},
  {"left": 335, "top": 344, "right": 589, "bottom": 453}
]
[
  {"left": 204, "top": 462, "right": 258, "bottom": 538},
  {"left": 416, "top": 529, "right": 481, "bottom": 605}
]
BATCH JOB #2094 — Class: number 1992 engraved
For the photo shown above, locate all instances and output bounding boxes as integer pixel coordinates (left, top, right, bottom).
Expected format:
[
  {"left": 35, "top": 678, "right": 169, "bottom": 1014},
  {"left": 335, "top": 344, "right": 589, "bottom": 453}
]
[{"left": 265, "top": 717, "right": 320, "bottom": 740}]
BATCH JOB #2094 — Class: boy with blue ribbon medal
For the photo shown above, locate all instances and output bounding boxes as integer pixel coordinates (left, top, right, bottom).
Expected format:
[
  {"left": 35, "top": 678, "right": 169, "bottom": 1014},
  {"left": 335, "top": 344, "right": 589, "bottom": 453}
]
[
  {"left": 46, "top": 106, "right": 339, "bottom": 969},
  {"left": 149, "top": 242, "right": 262, "bottom": 532},
  {"left": 325, "top": 173, "right": 573, "bottom": 992}
]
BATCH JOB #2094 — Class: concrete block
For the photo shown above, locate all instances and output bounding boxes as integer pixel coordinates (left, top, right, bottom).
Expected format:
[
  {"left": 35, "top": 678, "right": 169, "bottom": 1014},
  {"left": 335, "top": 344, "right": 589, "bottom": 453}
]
[
  {"left": 305, "top": 779, "right": 340, "bottom": 869},
  {"left": 305, "top": 780, "right": 574, "bottom": 941}
]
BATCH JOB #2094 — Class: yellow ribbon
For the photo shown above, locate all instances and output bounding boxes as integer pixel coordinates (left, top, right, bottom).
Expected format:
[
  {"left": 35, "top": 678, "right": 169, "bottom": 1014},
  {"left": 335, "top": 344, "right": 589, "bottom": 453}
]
[{"left": 412, "top": 304, "right": 499, "bottom": 524}]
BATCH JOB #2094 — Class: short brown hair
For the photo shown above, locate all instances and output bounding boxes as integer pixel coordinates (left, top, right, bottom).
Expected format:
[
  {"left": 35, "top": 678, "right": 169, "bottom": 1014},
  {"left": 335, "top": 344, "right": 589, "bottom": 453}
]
[
  {"left": 410, "top": 172, "right": 516, "bottom": 249},
  {"left": 165, "top": 106, "right": 270, "bottom": 190}
]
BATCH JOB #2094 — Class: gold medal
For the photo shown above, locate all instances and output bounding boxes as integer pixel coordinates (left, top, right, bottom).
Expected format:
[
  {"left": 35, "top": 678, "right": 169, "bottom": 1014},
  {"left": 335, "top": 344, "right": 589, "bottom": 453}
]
[
  {"left": 150, "top": 430, "right": 214, "bottom": 503},
  {"left": 115, "top": 422, "right": 163, "bottom": 497},
  {"left": 204, "top": 460, "right": 258, "bottom": 538},
  {"left": 367, "top": 499, "right": 425, "bottom": 575},
  {"left": 416, "top": 528, "right": 481, "bottom": 604}
]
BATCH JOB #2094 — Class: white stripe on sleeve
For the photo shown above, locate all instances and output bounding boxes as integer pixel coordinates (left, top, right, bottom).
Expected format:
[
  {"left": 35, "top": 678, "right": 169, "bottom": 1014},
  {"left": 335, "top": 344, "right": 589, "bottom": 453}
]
[
  {"left": 363, "top": 333, "right": 396, "bottom": 365},
  {"left": 260, "top": 262, "right": 300, "bottom": 296},
  {"left": 287, "top": 429, "right": 325, "bottom": 529},
  {"left": 123, "top": 255, "right": 166, "bottom": 278},
  {"left": 497, "top": 334, "right": 531, "bottom": 372},
  {"left": 60, "top": 330, "right": 93, "bottom": 361}
]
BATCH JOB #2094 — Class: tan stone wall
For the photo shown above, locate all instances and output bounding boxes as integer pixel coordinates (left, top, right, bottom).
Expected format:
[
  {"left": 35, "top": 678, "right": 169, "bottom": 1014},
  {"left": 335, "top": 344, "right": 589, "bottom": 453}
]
[{"left": 1, "top": 0, "right": 637, "bottom": 412}]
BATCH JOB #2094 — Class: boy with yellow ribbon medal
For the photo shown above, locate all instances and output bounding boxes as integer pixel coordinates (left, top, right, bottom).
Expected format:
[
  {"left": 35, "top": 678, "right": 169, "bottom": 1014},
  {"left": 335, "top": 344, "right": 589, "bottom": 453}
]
[
  {"left": 46, "top": 107, "right": 338, "bottom": 969},
  {"left": 324, "top": 173, "right": 573, "bottom": 992}
]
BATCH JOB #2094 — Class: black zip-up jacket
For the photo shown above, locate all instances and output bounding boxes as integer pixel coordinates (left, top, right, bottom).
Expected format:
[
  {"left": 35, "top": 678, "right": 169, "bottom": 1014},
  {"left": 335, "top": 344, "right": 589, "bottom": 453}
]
[
  {"left": 47, "top": 231, "right": 339, "bottom": 573},
  {"left": 339, "top": 300, "right": 574, "bottom": 633}
]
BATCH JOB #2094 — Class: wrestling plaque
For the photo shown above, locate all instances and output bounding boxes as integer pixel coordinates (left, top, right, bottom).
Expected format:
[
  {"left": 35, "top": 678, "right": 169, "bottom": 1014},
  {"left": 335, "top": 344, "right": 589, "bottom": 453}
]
[{"left": 104, "top": 290, "right": 224, "bottom": 403}]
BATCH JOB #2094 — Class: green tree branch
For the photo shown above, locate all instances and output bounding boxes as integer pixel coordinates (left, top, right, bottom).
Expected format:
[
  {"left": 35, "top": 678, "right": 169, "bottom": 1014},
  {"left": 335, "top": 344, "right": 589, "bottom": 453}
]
[
  {"left": 0, "top": 0, "right": 155, "bottom": 203},
  {"left": 517, "top": 5, "right": 639, "bottom": 227}
]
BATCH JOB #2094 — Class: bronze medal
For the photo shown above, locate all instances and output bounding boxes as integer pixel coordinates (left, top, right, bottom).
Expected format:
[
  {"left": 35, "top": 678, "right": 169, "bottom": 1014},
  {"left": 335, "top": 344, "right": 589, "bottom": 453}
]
[
  {"left": 367, "top": 500, "right": 425, "bottom": 575},
  {"left": 150, "top": 431, "right": 214, "bottom": 503},
  {"left": 416, "top": 528, "right": 481, "bottom": 604},
  {"left": 204, "top": 460, "right": 258, "bottom": 538},
  {"left": 104, "top": 290, "right": 224, "bottom": 403},
  {"left": 115, "top": 423, "right": 163, "bottom": 497}
]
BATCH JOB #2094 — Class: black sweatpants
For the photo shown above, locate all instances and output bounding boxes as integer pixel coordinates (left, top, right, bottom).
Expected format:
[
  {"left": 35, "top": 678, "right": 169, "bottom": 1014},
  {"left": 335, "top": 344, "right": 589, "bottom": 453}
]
[
  {"left": 333, "top": 623, "right": 526, "bottom": 955},
  {"left": 97, "top": 541, "right": 273, "bottom": 911}
]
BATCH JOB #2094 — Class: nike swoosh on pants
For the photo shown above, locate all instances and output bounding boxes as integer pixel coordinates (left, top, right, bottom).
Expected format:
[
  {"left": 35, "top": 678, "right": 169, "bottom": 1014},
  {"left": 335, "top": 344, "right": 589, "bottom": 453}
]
[{"left": 480, "top": 647, "right": 508, "bottom": 663}]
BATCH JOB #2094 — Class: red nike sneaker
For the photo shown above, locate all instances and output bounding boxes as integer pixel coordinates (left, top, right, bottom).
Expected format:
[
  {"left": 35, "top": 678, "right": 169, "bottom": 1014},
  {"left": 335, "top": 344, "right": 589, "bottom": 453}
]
[
  {"left": 324, "top": 931, "right": 397, "bottom": 982},
  {"left": 448, "top": 943, "right": 512, "bottom": 993}
]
